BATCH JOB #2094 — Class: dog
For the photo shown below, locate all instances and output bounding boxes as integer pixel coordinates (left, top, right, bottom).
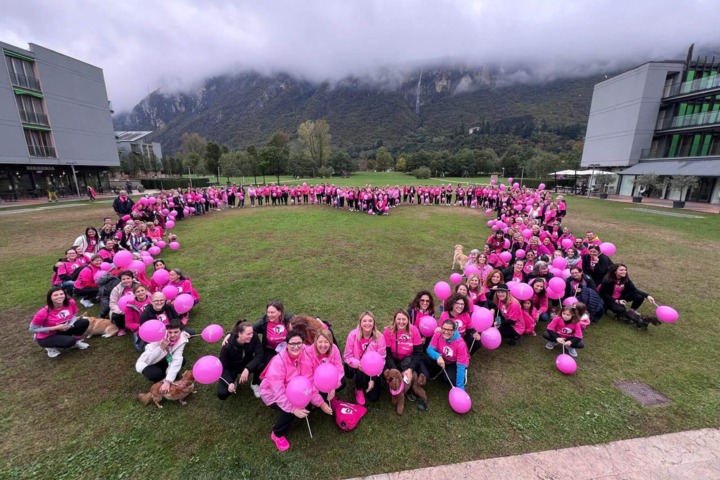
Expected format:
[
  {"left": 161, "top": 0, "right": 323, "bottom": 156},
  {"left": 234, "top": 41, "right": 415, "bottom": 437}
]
[
  {"left": 383, "top": 369, "right": 427, "bottom": 415},
  {"left": 618, "top": 310, "right": 662, "bottom": 330},
  {"left": 137, "top": 370, "right": 196, "bottom": 408},
  {"left": 452, "top": 244, "right": 468, "bottom": 271},
  {"left": 288, "top": 315, "right": 330, "bottom": 345},
  {"left": 83, "top": 314, "right": 119, "bottom": 338}
]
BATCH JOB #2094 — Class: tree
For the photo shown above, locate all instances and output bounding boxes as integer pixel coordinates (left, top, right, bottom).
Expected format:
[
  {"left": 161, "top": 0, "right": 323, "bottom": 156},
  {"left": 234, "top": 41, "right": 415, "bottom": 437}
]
[
  {"left": 475, "top": 148, "right": 499, "bottom": 174},
  {"left": 297, "top": 119, "right": 331, "bottom": 173},
  {"left": 264, "top": 131, "right": 290, "bottom": 183},
  {"left": 288, "top": 150, "right": 314, "bottom": 178},
  {"left": 204, "top": 141, "right": 222, "bottom": 180},
  {"left": 246, "top": 145, "right": 260, "bottom": 185},
  {"left": 525, "top": 150, "right": 562, "bottom": 178},
  {"left": 395, "top": 155, "right": 408, "bottom": 172},
  {"left": 178, "top": 133, "right": 207, "bottom": 176},
  {"left": 328, "top": 150, "right": 356, "bottom": 174},
  {"left": 218, "top": 151, "right": 243, "bottom": 184},
  {"left": 375, "top": 146, "right": 393, "bottom": 171}
]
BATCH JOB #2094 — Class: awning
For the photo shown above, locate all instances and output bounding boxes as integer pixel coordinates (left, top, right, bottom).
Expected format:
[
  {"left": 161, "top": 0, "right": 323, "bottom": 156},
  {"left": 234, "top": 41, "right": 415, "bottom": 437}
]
[
  {"left": 618, "top": 159, "right": 720, "bottom": 177},
  {"left": 550, "top": 170, "right": 618, "bottom": 176}
]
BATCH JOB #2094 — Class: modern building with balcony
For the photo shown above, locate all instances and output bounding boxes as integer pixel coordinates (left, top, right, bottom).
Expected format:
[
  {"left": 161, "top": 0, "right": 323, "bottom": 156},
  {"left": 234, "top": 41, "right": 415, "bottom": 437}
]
[
  {"left": 581, "top": 46, "right": 720, "bottom": 204},
  {"left": 0, "top": 41, "right": 118, "bottom": 199},
  {"left": 115, "top": 131, "right": 163, "bottom": 170}
]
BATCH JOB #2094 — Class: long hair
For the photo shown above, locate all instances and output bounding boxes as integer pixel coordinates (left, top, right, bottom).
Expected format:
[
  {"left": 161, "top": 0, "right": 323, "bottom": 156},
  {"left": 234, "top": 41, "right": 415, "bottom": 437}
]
[
  {"left": 46, "top": 286, "right": 69, "bottom": 310},
  {"left": 443, "top": 293, "right": 470, "bottom": 317},
  {"left": 606, "top": 263, "right": 629, "bottom": 284},
  {"left": 411, "top": 290, "right": 435, "bottom": 315},
  {"left": 231, "top": 320, "right": 253, "bottom": 336},
  {"left": 356, "top": 311, "right": 380, "bottom": 341},
  {"left": 389, "top": 309, "right": 410, "bottom": 334},
  {"left": 313, "top": 329, "right": 335, "bottom": 356}
]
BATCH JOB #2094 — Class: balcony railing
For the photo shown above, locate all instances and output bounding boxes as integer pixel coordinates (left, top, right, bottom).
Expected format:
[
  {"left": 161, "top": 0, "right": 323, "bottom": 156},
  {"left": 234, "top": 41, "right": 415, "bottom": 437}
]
[
  {"left": 19, "top": 109, "right": 49, "bottom": 126},
  {"left": 10, "top": 71, "right": 41, "bottom": 91},
  {"left": 27, "top": 145, "right": 56, "bottom": 158},
  {"left": 665, "top": 75, "right": 720, "bottom": 98},
  {"left": 656, "top": 110, "right": 720, "bottom": 130}
]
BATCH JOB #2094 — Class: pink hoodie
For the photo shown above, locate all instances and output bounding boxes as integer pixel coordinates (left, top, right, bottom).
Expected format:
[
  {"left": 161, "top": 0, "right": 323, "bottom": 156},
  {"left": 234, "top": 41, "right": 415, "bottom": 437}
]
[
  {"left": 343, "top": 327, "right": 386, "bottom": 370},
  {"left": 299, "top": 344, "right": 344, "bottom": 405},
  {"left": 259, "top": 349, "right": 320, "bottom": 412}
]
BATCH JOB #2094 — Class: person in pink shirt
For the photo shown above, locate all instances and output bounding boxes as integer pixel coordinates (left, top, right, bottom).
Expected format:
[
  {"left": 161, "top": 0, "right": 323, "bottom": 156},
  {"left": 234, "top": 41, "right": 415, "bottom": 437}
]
[
  {"left": 125, "top": 283, "right": 152, "bottom": 351},
  {"left": 52, "top": 248, "right": 82, "bottom": 291},
  {"left": 520, "top": 300, "right": 538, "bottom": 336},
  {"left": 250, "top": 300, "right": 294, "bottom": 396},
  {"left": 29, "top": 287, "right": 89, "bottom": 358},
  {"left": 544, "top": 305, "right": 585, "bottom": 358},
  {"left": 260, "top": 330, "right": 331, "bottom": 452},
  {"left": 167, "top": 269, "right": 200, "bottom": 305},
  {"left": 344, "top": 311, "right": 386, "bottom": 405},
  {"left": 383, "top": 309, "right": 428, "bottom": 411},
  {"left": 300, "top": 329, "right": 344, "bottom": 404},
  {"left": 490, "top": 284, "right": 525, "bottom": 346},
  {"left": 440, "top": 293, "right": 481, "bottom": 354},
  {"left": 73, "top": 255, "right": 103, "bottom": 308},
  {"left": 426, "top": 320, "right": 469, "bottom": 390}
]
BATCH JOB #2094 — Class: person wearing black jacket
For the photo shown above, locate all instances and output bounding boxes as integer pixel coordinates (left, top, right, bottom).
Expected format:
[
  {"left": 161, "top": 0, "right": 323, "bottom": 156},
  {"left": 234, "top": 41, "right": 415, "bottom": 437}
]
[
  {"left": 251, "top": 300, "right": 294, "bottom": 394},
  {"left": 136, "top": 292, "right": 195, "bottom": 350},
  {"left": 503, "top": 259, "right": 528, "bottom": 283},
  {"left": 599, "top": 263, "right": 655, "bottom": 319},
  {"left": 581, "top": 245, "right": 613, "bottom": 286},
  {"left": 565, "top": 267, "right": 605, "bottom": 322},
  {"left": 112, "top": 191, "right": 134, "bottom": 217},
  {"left": 217, "top": 320, "right": 264, "bottom": 400}
]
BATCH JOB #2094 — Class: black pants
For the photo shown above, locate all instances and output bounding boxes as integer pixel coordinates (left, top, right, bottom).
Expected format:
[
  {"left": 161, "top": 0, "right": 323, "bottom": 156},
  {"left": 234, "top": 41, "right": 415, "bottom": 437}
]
[
  {"left": 252, "top": 348, "right": 277, "bottom": 385},
  {"left": 498, "top": 323, "right": 521, "bottom": 345},
  {"left": 74, "top": 287, "right": 99, "bottom": 300},
  {"left": 345, "top": 367, "right": 381, "bottom": 402},
  {"left": 216, "top": 362, "right": 260, "bottom": 400},
  {"left": 36, "top": 319, "right": 90, "bottom": 348},
  {"left": 142, "top": 357, "right": 187, "bottom": 382},
  {"left": 605, "top": 291, "right": 646, "bottom": 315},
  {"left": 394, "top": 355, "right": 431, "bottom": 380},
  {"left": 543, "top": 330, "right": 584, "bottom": 349},
  {"left": 463, "top": 332, "right": 483, "bottom": 354},
  {"left": 111, "top": 312, "right": 126, "bottom": 330},
  {"left": 427, "top": 358, "right": 459, "bottom": 387},
  {"left": 270, "top": 403, "right": 295, "bottom": 437}
]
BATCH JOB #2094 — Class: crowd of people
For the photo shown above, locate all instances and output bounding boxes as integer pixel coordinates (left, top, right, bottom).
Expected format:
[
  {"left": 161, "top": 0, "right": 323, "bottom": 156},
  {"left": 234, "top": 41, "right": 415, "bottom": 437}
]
[{"left": 30, "top": 180, "right": 660, "bottom": 451}]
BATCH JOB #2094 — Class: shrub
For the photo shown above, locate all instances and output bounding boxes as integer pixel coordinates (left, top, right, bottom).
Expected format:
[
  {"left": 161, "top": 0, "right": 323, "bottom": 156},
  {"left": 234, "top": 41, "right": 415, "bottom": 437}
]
[
  {"left": 413, "top": 167, "right": 431, "bottom": 179},
  {"left": 317, "top": 166, "right": 334, "bottom": 178},
  {"left": 140, "top": 177, "right": 211, "bottom": 190}
]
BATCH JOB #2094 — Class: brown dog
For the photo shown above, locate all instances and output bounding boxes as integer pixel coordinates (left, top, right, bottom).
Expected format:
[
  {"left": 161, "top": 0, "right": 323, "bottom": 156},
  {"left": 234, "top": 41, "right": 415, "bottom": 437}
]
[
  {"left": 452, "top": 244, "right": 468, "bottom": 270},
  {"left": 288, "top": 315, "right": 327, "bottom": 345},
  {"left": 384, "top": 369, "right": 428, "bottom": 415},
  {"left": 137, "top": 370, "right": 196, "bottom": 408},
  {"left": 84, "top": 315, "right": 119, "bottom": 338}
]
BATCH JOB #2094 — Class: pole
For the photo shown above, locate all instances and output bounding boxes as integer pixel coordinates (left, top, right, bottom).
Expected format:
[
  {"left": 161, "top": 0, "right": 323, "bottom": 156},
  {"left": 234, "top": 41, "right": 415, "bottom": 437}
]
[
  {"left": 520, "top": 167, "right": 524, "bottom": 187},
  {"left": 588, "top": 167, "right": 595, "bottom": 198},
  {"left": 69, "top": 163, "right": 81, "bottom": 198},
  {"left": 188, "top": 166, "right": 193, "bottom": 189},
  {"left": 217, "top": 166, "right": 220, "bottom": 185}
]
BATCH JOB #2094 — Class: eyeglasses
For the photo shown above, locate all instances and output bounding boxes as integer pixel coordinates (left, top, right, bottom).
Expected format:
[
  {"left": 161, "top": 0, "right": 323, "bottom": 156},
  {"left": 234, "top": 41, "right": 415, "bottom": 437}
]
[
  {"left": 287, "top": 342, "right": 303, "bottom": 348},
  {"left": 454, "top": 302, "right": 465, "bottom": 307},
  {"left": 152, "top": 300, "right": 165, "bottom": 304},
  {"left": 441, "top": 328, "right": 455, "bottom": 333}
]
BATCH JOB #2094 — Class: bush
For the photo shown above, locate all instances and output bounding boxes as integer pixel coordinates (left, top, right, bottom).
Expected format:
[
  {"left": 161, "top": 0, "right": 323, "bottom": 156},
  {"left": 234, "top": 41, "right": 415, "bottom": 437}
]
[
  {"left": 413, "top": 167, "right": 431, "bottom": 179},
  {"left": 140, "top": 177, "right": 211, "bottom": 190},
  {"left": 317, "top": 166, "right": 334, "bottom": 178}
]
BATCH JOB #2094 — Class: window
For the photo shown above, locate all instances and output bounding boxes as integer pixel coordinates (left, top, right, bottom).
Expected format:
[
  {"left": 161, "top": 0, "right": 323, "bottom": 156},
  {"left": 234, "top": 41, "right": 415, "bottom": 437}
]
[
  {"left": 24, "top": 129, "right": 56, "bottom": 158},
  {"left": 15, "top": 95, "right": 48, "bottom": 125},
  {"left": 5, "top": 56, "right": 41, "bottom": 91}
]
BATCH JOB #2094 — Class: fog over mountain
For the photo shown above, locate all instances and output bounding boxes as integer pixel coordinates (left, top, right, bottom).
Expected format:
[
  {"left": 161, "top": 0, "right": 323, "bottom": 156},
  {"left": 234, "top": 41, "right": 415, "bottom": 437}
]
[{"left": 2, "top": 0, "right": 718, "bottom": 112}]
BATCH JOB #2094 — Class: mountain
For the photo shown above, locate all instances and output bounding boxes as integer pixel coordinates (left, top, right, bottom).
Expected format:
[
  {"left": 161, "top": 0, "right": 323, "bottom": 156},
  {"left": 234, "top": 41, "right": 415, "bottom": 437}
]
[{"left": 112, "top": 66, "right": 602, "bottom": 154}]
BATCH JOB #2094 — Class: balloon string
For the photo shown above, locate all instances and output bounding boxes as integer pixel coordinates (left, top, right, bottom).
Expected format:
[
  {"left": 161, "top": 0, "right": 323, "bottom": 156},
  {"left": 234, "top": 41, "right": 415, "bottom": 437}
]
[
  {"left": 219, "top": 377, "right": 231, "bottom": 386},
  {"left": 562, "top": 343, "right": 565, "bottom": 355},
  {"left": 442, "top": 367, "right": 455, "bottom": 387},
  {"left": 469, "top": 338, "right": 476, "bottom": 353},
  {"left": 305, "top": 417, "right": 313, "bottom": 438}
]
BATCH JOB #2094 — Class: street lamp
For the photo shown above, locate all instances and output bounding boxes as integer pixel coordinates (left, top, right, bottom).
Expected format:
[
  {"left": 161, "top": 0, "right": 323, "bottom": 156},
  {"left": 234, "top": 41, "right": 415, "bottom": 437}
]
[
  {"left": 501, "top": 167, "right": 505, "bottom": 178},
  {"left": 587, "top": 163, "right": 600, "bottom": 198},
  {"left": 67, "top": 162, "right": 81, "bottom": 198}
]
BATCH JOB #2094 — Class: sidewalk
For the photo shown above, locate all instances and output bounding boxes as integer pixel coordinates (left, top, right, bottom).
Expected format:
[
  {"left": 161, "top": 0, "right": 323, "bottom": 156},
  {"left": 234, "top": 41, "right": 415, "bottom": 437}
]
[
  {"left": 0, "top": 190, "right": 161, "bottom": 212},
  {"left": 349, "top": 428, "right": 720, "bottom": 480},
  {"left": 604, "top": 195, "right": 719, "bottom": 215}
]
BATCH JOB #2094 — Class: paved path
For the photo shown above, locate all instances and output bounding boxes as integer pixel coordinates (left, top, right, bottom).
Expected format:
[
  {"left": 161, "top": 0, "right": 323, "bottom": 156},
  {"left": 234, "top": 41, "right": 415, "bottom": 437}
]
[{"left": 349, "top": 428, "right": 720, "bottom": 480}]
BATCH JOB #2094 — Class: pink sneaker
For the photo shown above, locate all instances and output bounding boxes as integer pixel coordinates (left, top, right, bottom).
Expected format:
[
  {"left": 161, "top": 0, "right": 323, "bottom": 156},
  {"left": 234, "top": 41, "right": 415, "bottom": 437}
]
[
  {"left": 117, "top": 329, "right": 126, "bottom": 337},
  {"left": 355, "top": 389, "right": 366, "bottom": 406},
  {"left": 270, "top": 432, "right": 290, "bottom": 451}
]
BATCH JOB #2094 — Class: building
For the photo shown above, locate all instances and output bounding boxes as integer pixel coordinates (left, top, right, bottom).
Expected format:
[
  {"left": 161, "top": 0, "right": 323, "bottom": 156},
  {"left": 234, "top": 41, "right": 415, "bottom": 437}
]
[
  {"left": 115, "top": 131, "right": 163, "bottom": 171},
  {"left": 0, "top": 41, "right": 118, "bottom": 199},
  {"left": 581, "top": 46, "right": 720, "bottom": 204}
]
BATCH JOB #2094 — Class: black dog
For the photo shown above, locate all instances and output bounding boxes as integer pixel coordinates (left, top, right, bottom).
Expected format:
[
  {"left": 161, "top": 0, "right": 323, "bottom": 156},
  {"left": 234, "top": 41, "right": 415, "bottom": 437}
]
[{"left": 617, "top": 310, "right": 661, "bottom": 330}]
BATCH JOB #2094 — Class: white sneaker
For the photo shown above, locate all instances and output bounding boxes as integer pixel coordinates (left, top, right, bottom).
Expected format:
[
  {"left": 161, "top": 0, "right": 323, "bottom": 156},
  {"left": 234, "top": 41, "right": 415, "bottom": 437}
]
[
  {"left": 250, "top": 384, "right": 261, "bottom": 398},
  {"left": 72, "top": 340, "right": 89, "bottom": 350},
  {"left": 545, "top": 341, "right": 557, "bottom": 350},
  {"left": 46, "top": 348, "right": 61, "bottom": 358},
  {"left": 567, "top": 347, "right": 578, "bottom": 358},
  {"left": 79, "top": 299, "right": 94, "bottom": 308}
]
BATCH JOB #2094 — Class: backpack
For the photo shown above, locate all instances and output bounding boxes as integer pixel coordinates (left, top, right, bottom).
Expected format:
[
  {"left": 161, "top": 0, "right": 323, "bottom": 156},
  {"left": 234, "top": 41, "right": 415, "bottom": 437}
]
[{"left": 330, "top": 399, "right": 367, "bottom": 432}]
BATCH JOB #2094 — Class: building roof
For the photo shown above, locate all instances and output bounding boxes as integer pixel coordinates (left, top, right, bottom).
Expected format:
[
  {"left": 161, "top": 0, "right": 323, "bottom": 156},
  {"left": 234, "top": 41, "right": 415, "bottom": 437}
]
[
  {"left": 115, "top": 131, "right": 153, "bottom": 142},
  {"left": 619, "top": 159, "right": 720, "bottom": 177}
]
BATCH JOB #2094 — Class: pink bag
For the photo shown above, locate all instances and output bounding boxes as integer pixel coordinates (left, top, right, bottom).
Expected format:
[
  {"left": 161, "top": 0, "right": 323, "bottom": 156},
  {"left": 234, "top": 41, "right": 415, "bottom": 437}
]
[{"left": 330, "top": 398, "right": 367, "bottom": 432}]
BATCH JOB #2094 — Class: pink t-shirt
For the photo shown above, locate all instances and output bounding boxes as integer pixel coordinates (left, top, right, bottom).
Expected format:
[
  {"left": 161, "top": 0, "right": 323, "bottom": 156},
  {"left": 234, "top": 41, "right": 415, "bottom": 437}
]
[
  {"left": 429, "top": 332, "right": 470, "bottom": 366},
  {"left": 612, "top": 283, "right": 624, "bottom": 300},
  {"left": 31, "top": 300, "right": 79, "bottom": 340},
  {"left": 265, "top": 321, "right": 287, "bottom": 349},
  {"left": 439, "top": 311, "right": 472, "bottom": 335},
  {"left": 383, "top": 325, "right": 422, "bottom": 360}
]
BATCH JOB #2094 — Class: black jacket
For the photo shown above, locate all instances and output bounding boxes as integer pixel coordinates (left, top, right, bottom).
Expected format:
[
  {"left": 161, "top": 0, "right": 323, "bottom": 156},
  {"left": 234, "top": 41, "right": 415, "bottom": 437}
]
[
  {"left": 139, "top": 303, "right": 179, "bottom": 325},
  {"left": 219, "top": 332, "right": 264, "bottom": 376},
  {"left": 581, "top": 253, "right": 613, "bottom": 286},
  {"left": 599, "top": 278, "right": 648, "bottom": 306},
  {"left": 253, "top": 312, "right": 294, "bottom": 351},
  {"left": 113, "top": 196, "right": 134, "bottom": 215}
]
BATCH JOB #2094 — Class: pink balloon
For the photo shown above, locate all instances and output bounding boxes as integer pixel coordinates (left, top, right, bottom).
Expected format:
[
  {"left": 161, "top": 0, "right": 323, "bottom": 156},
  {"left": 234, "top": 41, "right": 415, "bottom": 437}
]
[
  {"left": 547, "top": 288, "right": 563, "bottom": 300},
  {"left": 656, "top": 306, "right": 679, "bottom": 323},
  {"left": 513, "top": 283, "right": 534, "bottom": 301},
  {"left": 193, "top": 355, "right": 223, "bottom": 384},
  {"left": 122, "top": 215, "right": 131, "bottom": 221},
  {"left": 286, "top": 375, "right": 313, "bottom": 408},
  {"left": 561, "top": 238, "right": 574, "bottom": 249},
  {"left": 138, "top": 319, "right": 166, "bottom": 343},
  {"left": 165, "top": 221, "right": 175, "bottom": 229},
  {"left": 538, "top": 183, "right": 546, "bottom": 190},
  {"left": 313, "top": 363, "right": 338, "bottom": 393},
  {"left": 161, "top": 209, "right": 170, "bottom": 216},
  {"left": 174, "top": 293, "right": 194, "bottom": 314},
  {"left": 157, "top": 240, "right": 166, "bottom": 249},
  {"left": 515, "top": 249, "right": 526, "bottom": 259},
  {"left": 161, "top": 285, "right": 178, "bottom": 300},
  {"left": 201, "top": 324, "right": 224, "bottom": 343},
  {"left": 138, "top": 197, "right": 147, "bottom": 205},
  {"left": 563, "top": 296, "right": 579, "bottom": 306},
  {"left": 471, "top": 308, "right": 493, "bottom": 332},
  {"left": 450, "top": 273, "right": 463, "bottom": 284},
  {"left": 169, "top": 241, "right": 180, "bottom": 250},
  {"left": 485, "top": 208, "right": 493, "bottom": 214},
  {"left": 508, "top": 177, "right": 514, "bottom": 183},
  {"left": 548, "top": 277, "right": 566, "bottom": 293},
  {"left": 499, "top": 251, "right": 512, "bottom": 263},
  {"left": 183, "top": 208, "right": 190, "bottom": 215},
  {"left": 115, "top": 232, "right": 123, "bottom": 239},
  {"left": 552, "top": 257, "right": 568, "bottom": 270},
  {"left": 360, "top": 351, "right": 384, "bottom": 377},
  {"left": 480, "top": 327, "right": 502, "bottom": 350},
  {"left": 464, "top": 265, "right": 480, "bottom": 278},
  {"left": 434, "top": 281, "right": 452, "bottom": 301},
  {"left": 139, "top": 250, "right": 151, "bottom": 257},
  {"left": 93, "top": 270, "right": 104, "bottom": 283},
  {"left": 522, "top": 229, "right": 533, "bottom": 239},
  {"left": 100, "top": 262, "right": 112, "bottom": 271},
  {"left": 113, "top": 250, "right": 133, "bottom": 269},
  {"left": 556, "top": 353, "right": 577, "bottom": 375},
  {"left": 600, "top": 242, "right": 616, "bottom": 256},
  {"left": 499, "top": 184, "right": 506, "bottom": 191},
  {"left": 513, "top": 182, "right": 519, "bottom": 190},
  {"left": 550, "top": 267, "right": 563, "bottom": 278},
  {"left": 148, "top": 197, "right": 157, "bottom": 205},
  {"left": 128, "top": 260, "right": 146, "bottom": 272},
  {"left": 189, "top": 207, "right": 196, "bottom": 213},
  {"left": 491, "top": 225, "right": 499, "bottom": 231},
  {"left": 448, "top": 387, "right": 472, "bottom": 414},
  {"left": 418, "top": 316, "right": 438, "bottom": 337},
  {"left": 169, "top": 210, "right": 178, "bottom": 217},
  {"left": 503, "top": 239, "right": 510, "bottom": 249},
  {"left": 151, "top": 268, "right": 170, "bottom": 286},
  {"left": 149, "top": 246, "right": 161, "bottom": 255},
  {"left": 118, "top": 294, "right": 132, "bottom": 313},
  {"left": 560, "top": 269, "right": 571, "bottom": 279}
]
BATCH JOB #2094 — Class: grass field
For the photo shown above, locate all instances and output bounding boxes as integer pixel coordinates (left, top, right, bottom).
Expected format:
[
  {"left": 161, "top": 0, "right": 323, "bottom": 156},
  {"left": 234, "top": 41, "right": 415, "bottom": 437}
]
[{"left": 1, "top": 179, "right": 719, "bottom": 480}]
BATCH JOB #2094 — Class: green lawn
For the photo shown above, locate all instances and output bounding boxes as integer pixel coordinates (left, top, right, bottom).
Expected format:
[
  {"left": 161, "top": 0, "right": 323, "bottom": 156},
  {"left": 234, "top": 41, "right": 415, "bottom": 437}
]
[{"left": 1, "top": 184, "right": 719, "bottom": 479}]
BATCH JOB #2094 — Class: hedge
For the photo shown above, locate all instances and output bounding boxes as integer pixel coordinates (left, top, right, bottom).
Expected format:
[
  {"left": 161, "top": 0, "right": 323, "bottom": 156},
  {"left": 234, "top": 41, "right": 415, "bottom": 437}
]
[{"left": 140, "top": 177, "right": 211, "bottom": 190}]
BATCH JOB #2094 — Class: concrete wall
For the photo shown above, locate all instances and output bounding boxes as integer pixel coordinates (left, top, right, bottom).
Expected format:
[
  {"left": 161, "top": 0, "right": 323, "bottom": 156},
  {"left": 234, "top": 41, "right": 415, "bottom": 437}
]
[
  {"left": 30, "top": 44, "right": 119, "bottom": 167},
  {"left": 581, "top": 62, "right": 685, "bottom": 168},
  {"left": 0, "top": 42, "right": 35, "bottom": 165}
]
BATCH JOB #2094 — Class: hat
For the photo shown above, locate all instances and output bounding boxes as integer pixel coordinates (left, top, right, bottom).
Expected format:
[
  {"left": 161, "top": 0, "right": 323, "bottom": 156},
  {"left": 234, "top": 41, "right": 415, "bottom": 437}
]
[{"left": 494, "top": 283, "right": 510, "bottom": 292}]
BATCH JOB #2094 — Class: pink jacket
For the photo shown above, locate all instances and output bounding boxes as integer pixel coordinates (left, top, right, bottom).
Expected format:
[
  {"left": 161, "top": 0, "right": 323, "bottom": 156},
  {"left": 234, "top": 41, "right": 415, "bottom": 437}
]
[
  {"left": 343, "top": 327, "right": 386, "bottom": 369},
  {"left": 259, "top": 349, "right": 320, "bottom": 413},
  {"left": 299, "top": 344, "right": 344, "bottom": 406}
]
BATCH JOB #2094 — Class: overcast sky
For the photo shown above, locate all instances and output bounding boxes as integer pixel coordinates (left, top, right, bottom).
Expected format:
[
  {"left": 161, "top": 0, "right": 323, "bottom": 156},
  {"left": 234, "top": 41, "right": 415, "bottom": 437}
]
[{"left": 2, "top": 0, "right": 718, "bottom": 112}]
